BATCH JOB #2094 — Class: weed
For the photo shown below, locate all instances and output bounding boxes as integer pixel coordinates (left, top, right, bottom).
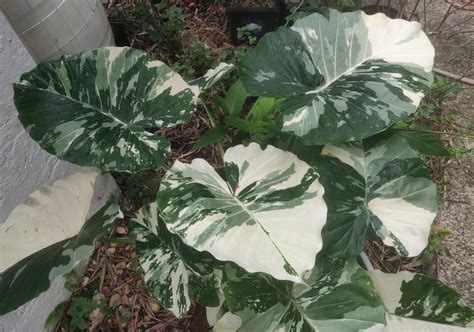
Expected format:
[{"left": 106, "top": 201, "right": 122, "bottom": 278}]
[
  {"left": 422, "top": 227, "right": 452, "bottom": 265},
  {"left": 173, "top": 37, "right": 215, "bottom": 79},
  {"left": 449, "top": 137, "right": 470, "bottom": 158},
  {"left": 405, "top": 76, "right": 462, "bottom": 128},
  {"left": 144, "top": 1, "right": 188, "bottom": 51},
  {"left": 399, "top": 75, "right": 468, "bottom": 158},
  {"left": 45, "top": 274, "right": 112, "bottom": 330},
  {"left": 237, "top": 26, "right": 258, "bottom": 45}
]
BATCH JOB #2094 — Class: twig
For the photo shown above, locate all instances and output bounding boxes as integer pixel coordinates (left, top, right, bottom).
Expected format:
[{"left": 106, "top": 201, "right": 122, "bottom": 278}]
[{"left": 434, "top": 68, "right": 474, "bottom": 85}]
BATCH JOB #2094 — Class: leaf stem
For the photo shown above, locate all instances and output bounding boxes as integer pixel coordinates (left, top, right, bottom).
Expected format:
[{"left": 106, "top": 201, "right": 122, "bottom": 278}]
[
  {"left": 394, "top": 128, "right": 474, "bottom": 139},
  {"left": 202, "top": 101, "right": 226, "bottom": 161},
  {"left": 359, "top": 252, "right": 374, "bottom": 272}
]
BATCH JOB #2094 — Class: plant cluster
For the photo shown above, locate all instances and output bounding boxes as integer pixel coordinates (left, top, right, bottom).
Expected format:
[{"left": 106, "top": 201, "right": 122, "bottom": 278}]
[{"left": 0, "top": 9, "right": 473, "bottom": 331}]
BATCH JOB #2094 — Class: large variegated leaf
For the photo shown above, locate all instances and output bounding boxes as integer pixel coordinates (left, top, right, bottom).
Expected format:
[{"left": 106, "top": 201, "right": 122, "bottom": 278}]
[
  {"left": 0, "top": 200, "right": 122, "bottom": 314},
  {"left": 308, "top": 134, "right": 437, "bottom": 257},
  {"left": 0, "top": 172, "right": 97, "bottom": 271},
  {"left": 369, "top": 270, "right": 474, "bottom": 328},
  {"left": 222, "top": 257, "right": 385, "bottom": 331},
  {"left": 240, "top": 9, "right": 434, "bottom": 144},
  {"left": 131, "top": 203, "right": 221, "bottom": 318},
  {"left": 14, "top": 47, "right": 198, "bottom": 172},
  {"left": 157, "top": 143, "right": 327, "bottom": 283}
]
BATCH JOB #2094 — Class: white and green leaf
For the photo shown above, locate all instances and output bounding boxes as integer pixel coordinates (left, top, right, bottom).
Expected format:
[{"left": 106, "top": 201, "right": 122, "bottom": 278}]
[
  {"left": 14, "top": 47, "right": 198, "bottom": 172},
  {"left": 190, "top": 62, "right": 235, "bottom": 92},
  {"left": 369, "top": 270, "right": 473, "bottom": 328},
  {"left": 240, "top": 9, "right": 434, "bottom": 144},
  {"left": 0, "top": 199, "right": 122, "bottom": 314},
  {"left": 131, "top": 203, "right": 221, "bottom": 318},
  {"left": 222, "top": 257, "right": 386, "bottom": 331},
  {"left": 0, "top": 172, "right": 98, "bottom": 271},
  {"left": 309, "top": 134, "right": 437, "bottom": 257},
  {"left": 157, "top": 143, "right": 327, "bottom": 283}
]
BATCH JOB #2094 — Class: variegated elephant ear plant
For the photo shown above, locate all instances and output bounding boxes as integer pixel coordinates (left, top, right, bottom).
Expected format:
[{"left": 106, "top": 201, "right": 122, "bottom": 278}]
[{"left": 0, "top": 9, "right": 472, "bottom": 331}]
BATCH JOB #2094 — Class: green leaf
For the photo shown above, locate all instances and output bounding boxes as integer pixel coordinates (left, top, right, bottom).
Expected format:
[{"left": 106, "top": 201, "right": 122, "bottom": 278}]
[
  {"left": 369, "top": 270, "right": 474, "bottom": 327},
  {"left": 130, "top": 203, "right": 221, "bottom": 317},
  {"left": 45, "top": 301, "right": 69, "bottom": 328},
  {"left": 240, "top": 9, "right": 434, "bottom": 144},
  {"left": 157, "top": 143, "right": 327, "bottom": 283},
  {"left": 193, "top": 127, "right": 229, "bottom": 149},
  {"left": 222, "top": 257, "right": 385, "bottom": 331},
  {"left": 392, "top": 129, "right": 450, "bottom": 156},
  {"left": 190, "top": 62, "right": 235, "bottom": 92},
  {"left": 224, "top": 116, "right": 268, "bottom": 134},
  {"left": 14, "top": 47, "right": 198, "bottom": 172},
  {"left": 248, "top": 97, "right": 283, "bottom": 121},
  {"left": 307, "top": 134, "right": 437, "bottom": 257},
  {"left": 214, "top": 81, "right": 248, "bottom": 117},
  {"left": 0, "top": 200, "right": 122, "bottom": 315}
]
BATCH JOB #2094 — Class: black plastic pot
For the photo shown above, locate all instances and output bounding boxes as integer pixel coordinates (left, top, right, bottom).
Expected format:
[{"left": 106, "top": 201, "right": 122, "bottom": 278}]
[{"left": 226, "top": 1, "right": 286, "bottom": 45}]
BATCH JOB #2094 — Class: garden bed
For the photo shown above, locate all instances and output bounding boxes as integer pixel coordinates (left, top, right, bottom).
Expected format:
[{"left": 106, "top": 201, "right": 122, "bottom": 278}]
[{"left": 25, "top": 0, "right": 470, "bottom": 331}]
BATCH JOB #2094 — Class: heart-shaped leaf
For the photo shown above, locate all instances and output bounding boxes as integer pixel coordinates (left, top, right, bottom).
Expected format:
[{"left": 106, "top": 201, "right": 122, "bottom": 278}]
[
  {"left": 157, "top": 143, "right": 327, "bottom": 283},
  {"left": 14, "top": 47, "right": 198, "bottom": 172},
  {"left": 240, "top": 9, "right": 434, "bottom": 144},
  {"left": 222, "top": 257, "right": 385, "bottom": 331},
  {"left": 305, "top": 134, "right": 437, "bottom": 257}
]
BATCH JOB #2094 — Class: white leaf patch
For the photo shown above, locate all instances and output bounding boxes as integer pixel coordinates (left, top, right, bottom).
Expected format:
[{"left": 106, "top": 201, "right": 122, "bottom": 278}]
[
  {"left": 369, "top": 270, "right": 414, "bottom": 313},
  {"left": 213, "top": 312, "right": 242, "bottom": 332},
  {"left": 0, "top": 172, "right": 98, "bottom": 272},
  {"left": 368, "top": 197, "right": 436, "bottom": 256}
]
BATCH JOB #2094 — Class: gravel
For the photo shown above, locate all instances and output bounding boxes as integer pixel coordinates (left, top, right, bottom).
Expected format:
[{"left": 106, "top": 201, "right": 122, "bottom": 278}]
[{"left": 418, "top": 0, "right": 474, "bottom": 306}]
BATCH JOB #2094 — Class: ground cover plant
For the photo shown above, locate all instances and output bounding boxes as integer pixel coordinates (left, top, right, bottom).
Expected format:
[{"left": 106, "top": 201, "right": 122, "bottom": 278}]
[{"left": 0, "top": 6, "right": 473, "bottom": 332}]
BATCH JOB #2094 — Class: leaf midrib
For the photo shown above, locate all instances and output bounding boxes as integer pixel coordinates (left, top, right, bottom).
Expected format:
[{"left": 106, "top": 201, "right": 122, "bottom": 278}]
[
  {"left": 25, "top": 85, "right": 131, "bottom": 127},
  {"left": 228, "top": 193, "right": 299, "bottom": 278}
]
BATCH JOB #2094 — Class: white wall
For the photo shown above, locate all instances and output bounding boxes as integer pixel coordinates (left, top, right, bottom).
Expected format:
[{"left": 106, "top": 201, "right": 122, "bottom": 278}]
[{"left": 0, "top": 11, "right": 99, "bottom": 223}]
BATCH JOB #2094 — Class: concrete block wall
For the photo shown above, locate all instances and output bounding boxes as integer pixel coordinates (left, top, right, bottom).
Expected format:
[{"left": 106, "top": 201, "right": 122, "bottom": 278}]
[{"left": 1, "top": 0, "right": 114, "bottom": 63}]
